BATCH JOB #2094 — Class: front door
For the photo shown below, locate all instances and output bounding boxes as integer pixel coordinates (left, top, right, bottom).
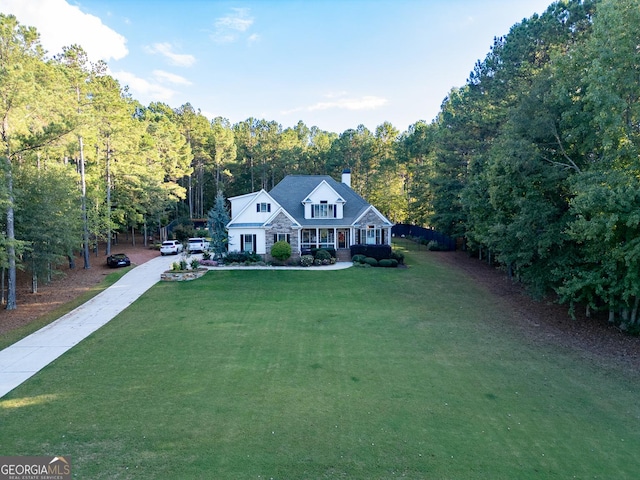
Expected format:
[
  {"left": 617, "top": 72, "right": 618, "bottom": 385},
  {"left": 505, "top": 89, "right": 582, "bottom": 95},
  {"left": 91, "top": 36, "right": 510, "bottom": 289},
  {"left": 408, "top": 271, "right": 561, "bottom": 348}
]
[{"left": 337, "top": 229, "right": 348, "bottom": 249}]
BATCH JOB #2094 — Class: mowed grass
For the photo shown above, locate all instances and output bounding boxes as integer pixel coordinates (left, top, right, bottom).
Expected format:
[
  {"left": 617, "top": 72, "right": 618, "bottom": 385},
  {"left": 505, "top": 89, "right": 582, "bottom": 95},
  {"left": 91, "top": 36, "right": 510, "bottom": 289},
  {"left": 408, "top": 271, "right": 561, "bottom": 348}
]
[{"left": 1, "top": 242, "right": 639, "bottom": 479}]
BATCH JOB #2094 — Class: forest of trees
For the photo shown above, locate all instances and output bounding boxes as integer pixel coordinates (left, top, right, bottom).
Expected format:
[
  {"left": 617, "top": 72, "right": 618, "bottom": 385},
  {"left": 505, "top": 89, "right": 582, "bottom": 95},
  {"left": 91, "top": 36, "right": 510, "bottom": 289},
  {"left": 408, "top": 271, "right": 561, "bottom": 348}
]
[{"left": 1, "top": 0, "right": 639, "bottom": 331}]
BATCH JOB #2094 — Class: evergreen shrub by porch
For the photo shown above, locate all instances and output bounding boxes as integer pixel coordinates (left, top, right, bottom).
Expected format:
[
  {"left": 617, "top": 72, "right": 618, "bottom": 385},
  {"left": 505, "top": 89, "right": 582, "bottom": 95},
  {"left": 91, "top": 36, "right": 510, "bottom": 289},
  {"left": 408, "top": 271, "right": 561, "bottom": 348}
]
[
  {"left": 364, "top": 257, "right": 379, "bottom": 267},
  {"left": 314, "top": 249, "right": 332, "bottom": 261},
  {"left": 390, "top": 250, "right": 405, "bottom": 265},
  {"left": 350, "top": 244, "right": 392, "bottom": 261},
  {"left": 302, "top": 247, "right": 336, "bottom": 258},
  {"left": 352, "top": 254, "right": 367, "bottom": 264},
  {"left": 379, "top": 259, "right": 398, "bottom": 268},
  {"left": 271, "top": 241, "right": 292, "bottom": 261}
]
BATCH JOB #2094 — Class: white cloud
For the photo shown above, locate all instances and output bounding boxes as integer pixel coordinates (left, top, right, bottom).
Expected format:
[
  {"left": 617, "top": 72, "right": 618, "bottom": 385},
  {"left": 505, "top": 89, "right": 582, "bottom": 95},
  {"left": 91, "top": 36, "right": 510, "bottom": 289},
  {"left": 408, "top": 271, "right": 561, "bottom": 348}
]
[
  {"left": 308, "top": 95, "right": 388, "bottom": 112},
  {"left": 211, "top": 8, "right": 255, "bottom": 44},
  {"left": 2, "top": 0, "right": 127, "bottom": 62},
  {"left": 152, "top": 70, "right": 192, "bottom": 86},
  {"left": 145, "top": 43, "right": 196, "bottom": 67},
  {"left": 111, "top": 71, "right": 176, "bottom": 102}
]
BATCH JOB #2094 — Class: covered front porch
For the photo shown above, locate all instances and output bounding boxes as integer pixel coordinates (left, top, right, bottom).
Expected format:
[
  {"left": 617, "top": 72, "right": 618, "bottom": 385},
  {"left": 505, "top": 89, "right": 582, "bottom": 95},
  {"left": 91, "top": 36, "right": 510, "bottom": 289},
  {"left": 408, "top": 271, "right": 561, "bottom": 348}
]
[{"left": 298, "top": 225, "right": 392, "bottom": 253}]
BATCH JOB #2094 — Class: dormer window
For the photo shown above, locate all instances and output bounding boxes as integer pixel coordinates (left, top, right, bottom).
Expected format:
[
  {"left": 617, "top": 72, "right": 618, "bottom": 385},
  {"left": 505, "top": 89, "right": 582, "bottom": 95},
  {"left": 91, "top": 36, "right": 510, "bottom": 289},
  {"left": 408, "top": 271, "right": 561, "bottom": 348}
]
[
  {"left": 257, "top": 202, "right": 271, "bottom": 213},
  {"left": 311, "top": 201, "right": 336, "bottom": 218}
]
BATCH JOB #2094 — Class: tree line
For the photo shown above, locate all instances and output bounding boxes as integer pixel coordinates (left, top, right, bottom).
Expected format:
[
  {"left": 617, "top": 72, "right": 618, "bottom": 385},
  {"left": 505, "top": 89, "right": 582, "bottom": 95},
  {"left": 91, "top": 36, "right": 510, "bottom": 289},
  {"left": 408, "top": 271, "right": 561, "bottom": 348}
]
[
  {"left": 0, "top": 12, "right": 412, "bottom": 310},
  {"left": 406, "top": 0, "right": 640, "bottom": 331},
  {"left": 2, "top": 0, "right": 639, "bottom": 331}
]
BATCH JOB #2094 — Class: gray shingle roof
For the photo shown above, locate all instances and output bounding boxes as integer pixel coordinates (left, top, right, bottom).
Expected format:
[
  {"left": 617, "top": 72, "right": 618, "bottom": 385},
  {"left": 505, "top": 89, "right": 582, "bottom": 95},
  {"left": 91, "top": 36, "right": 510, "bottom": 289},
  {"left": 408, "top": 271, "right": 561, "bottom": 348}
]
[{"left": 269, "top": 175, "right": 371, "bottom": 226}]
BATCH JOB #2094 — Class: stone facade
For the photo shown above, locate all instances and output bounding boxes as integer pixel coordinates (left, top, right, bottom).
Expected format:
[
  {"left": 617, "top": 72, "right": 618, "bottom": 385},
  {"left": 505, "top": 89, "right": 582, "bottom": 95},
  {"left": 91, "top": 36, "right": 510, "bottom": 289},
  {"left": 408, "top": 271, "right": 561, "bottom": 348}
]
[
  {"left": 265, "top": 212, "right": 299, "bottom": 260},
  {"left": 358, "top": 210, "right": 386, "bottom": 226}
]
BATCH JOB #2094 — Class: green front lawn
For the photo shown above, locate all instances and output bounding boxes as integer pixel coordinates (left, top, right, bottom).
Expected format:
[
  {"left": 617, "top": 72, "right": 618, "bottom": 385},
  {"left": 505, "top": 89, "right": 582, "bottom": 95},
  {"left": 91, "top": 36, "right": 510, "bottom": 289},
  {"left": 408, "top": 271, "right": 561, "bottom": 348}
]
[{"left": 1, "top": 242, "right": 639, "bottom": 478}]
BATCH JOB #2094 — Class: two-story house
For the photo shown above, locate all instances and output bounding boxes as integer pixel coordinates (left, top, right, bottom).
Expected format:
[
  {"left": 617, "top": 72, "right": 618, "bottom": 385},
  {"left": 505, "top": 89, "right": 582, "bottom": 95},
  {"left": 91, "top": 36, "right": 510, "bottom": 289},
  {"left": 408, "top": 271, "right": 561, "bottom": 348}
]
[{"left": 226, "top": 170, "right": 393, "bottom": 260}]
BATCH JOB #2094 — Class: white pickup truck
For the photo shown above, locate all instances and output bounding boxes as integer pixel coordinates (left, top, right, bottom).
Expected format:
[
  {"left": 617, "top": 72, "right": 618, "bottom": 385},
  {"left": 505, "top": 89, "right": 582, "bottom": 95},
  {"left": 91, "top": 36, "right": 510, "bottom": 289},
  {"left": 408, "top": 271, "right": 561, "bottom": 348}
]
[{"left": 187, "top": 237, "right": 210, "bottom": 253}]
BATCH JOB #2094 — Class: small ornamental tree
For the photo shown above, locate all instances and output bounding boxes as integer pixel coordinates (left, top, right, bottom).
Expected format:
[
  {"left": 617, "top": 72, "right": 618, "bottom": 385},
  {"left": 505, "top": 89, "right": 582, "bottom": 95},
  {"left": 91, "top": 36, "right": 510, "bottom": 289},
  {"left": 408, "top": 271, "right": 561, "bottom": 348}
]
[
  {"left": 207, "top": 192, "right": 230, "bottom": 257},
  {"left": 271, "top": 241, "right": 292, "bottom": 262}
]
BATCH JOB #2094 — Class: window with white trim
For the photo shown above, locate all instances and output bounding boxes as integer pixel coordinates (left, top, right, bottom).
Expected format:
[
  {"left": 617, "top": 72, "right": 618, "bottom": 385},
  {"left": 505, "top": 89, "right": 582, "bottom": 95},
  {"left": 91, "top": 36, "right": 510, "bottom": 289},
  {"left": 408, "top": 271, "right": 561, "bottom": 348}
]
[
  {"left": 318, "top": 229, "right": 335, "bottom": 248},
  {"left": 241, "top": 234, "right": 256, "bottom": 252},
  {"left": 273, "top": 233, "right": 290, "bottom": 244},
  {"left": 257, "top": 202, "right": 271, "bottom": 213},
  {"left": 301, "top": 229, "right": 316, "bottom": 249},
  {"left": 311, "top": 201, "right": 336, "bottom": 218},
  {"left": 361, "top": 225, "right": 381, "bottom": 245}
]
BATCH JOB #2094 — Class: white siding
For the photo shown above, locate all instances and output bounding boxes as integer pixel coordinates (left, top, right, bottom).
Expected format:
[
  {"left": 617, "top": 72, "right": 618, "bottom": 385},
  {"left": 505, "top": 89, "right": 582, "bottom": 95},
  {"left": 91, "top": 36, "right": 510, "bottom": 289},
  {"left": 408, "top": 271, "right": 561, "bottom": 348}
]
[
  {"left": 303, "top": 181, "right": 345, "bottom": 220},
  {"left": 227, "top": 228, "right": 267, "bottom": 254}
]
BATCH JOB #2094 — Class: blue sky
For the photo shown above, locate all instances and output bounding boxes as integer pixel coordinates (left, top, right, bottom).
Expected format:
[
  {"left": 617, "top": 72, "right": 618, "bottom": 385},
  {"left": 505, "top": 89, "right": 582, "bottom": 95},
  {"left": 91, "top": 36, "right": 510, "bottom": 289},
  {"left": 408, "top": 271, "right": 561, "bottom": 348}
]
[{"left": 3, "top": 0, "right": 553, "bottom": 134}]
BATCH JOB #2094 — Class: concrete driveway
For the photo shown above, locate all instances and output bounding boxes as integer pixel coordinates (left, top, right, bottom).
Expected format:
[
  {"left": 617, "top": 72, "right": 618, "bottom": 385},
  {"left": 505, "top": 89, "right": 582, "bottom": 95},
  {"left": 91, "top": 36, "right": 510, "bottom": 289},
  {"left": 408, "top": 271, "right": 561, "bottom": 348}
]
[{"left": 0, "top": 254, "right": 177, "bottom": 399}]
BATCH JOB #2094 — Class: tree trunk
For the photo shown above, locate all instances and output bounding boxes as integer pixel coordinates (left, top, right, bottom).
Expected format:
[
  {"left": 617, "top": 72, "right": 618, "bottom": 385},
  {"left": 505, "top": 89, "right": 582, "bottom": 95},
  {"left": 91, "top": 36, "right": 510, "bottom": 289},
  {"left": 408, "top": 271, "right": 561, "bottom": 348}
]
[
  {"left": 5, "top": 159, "right": 17, "bottom": 310},
  {"left": 79, "top": 136, "right": 90, "bottom": 269},
  {"left": 105, "top": 139, "right": 112, "bottom": 257},
  {"left": 631, "top": 297, "right": 639, "bottom": 325}
]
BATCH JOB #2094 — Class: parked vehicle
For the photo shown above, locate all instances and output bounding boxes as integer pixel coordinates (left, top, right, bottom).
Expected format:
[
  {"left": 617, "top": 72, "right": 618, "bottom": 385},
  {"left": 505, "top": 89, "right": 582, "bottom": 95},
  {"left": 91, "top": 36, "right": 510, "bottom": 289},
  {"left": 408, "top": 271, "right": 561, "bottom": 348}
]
[
  {"left": 106, "top": 253, "right": 131, "bottom": 268},
  {"left": 160, "top": 240, "right": 184, "bottom": 256},
  {"left": 187, "top": 237, "right": 210, "bottom": 253}
]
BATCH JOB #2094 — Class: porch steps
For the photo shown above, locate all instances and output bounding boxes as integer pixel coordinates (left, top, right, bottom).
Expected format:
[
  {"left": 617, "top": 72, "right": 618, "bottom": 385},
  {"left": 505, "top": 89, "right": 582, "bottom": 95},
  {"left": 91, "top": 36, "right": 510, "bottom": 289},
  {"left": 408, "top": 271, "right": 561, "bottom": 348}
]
[{"left": 336, "top": 249, "right": 351, "bottom": 262}]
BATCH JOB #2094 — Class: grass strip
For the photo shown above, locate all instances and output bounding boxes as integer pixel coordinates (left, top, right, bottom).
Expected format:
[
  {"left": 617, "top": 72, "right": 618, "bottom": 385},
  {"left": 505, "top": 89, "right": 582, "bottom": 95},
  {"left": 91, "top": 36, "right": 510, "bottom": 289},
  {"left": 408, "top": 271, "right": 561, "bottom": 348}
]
[{"left": 0, "top": 267, "right": 131, "bottom": 351}]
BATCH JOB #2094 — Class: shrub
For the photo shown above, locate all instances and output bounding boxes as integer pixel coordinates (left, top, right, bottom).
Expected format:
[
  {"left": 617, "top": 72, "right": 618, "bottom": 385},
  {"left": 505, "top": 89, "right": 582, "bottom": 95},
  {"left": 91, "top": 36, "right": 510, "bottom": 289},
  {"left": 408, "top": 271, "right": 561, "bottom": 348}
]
[
  {"left": 427, "top": 240, "right": 448, "bottom": 251},
  {"left": 300, "top": 255, "right": 314, "bottom": 267},
  {"left": 190, "top": 259, "right": 200, "bottom": 269},
  {"left": 271, "top": 241, "right": 292, "bottom": 261},
  {"left": 179, "top": 259, "right": 188, "bottom": 270},
  {"left": 379, "top": 259, "right": 398, "bottom": 268},
  {"left": 350, "top": 244, "right": 392, "bottom": 260},
  {"left": 364, "top": 257, "right": 379, "bottom": 267},
  {"left": 171, "top": 262, "right": 181, "bottom": 272},
  {"left": 314, "top": 249, "right": 332, "bottom": 261},
  {"left": 200, "top": 259, "right": 218, "bottom": 267},
  {"left": 246, "top": 252, "right": 263, "bottom": 263},
  {"left": 352, "top": 254, "right": 367, "bottom": 264},
  {"left": 225, "top": 251, "right": 262, "bottom": 264},
  {"left": 390, "top": 250, "right": 405, "bottom": 265},
  {"left": 202, "top": 251, "right": 212, "bottom": 260}
]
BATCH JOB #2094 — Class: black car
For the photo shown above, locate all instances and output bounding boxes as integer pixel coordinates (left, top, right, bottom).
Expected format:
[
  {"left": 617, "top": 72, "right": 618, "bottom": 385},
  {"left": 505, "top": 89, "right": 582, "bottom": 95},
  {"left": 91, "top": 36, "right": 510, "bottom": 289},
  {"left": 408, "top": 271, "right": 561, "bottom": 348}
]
[{"left": 106, "top": 253, "right": 131, "bottom": 268}]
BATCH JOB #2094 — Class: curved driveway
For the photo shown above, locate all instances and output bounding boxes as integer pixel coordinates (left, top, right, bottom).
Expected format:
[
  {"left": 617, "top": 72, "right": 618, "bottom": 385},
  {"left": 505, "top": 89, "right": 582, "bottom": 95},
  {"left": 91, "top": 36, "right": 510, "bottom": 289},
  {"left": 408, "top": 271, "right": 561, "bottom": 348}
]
[{"left": 0, "top": 256, "right": 351, "bottom": 398}]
